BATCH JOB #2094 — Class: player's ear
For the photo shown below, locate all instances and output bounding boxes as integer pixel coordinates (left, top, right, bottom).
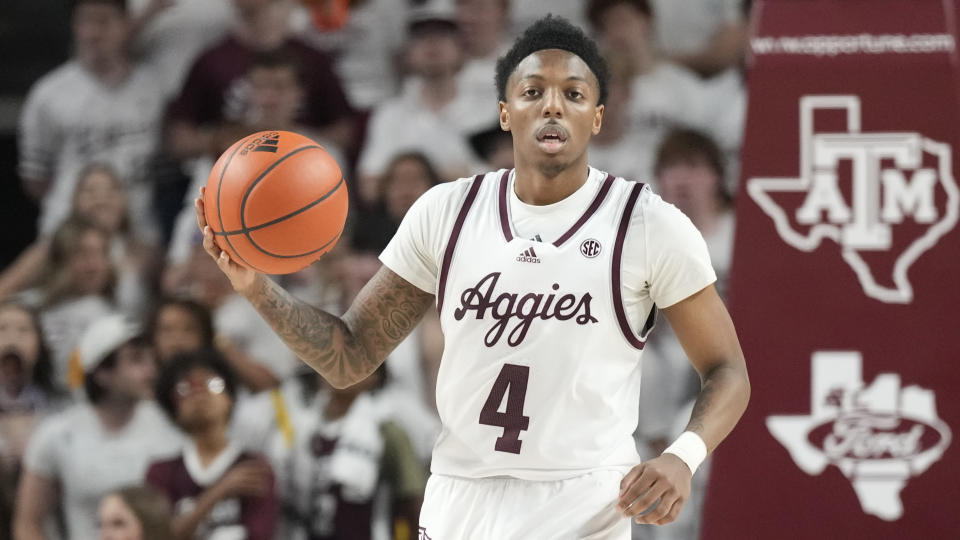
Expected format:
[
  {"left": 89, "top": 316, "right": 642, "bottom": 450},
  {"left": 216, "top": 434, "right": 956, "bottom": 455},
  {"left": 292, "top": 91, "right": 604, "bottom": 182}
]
[
  {"left": 592, "top": 103, "right": 604, "bottom": 135},
  {"left": 499, "top": 101, "right": 511, "bottom": 131}
]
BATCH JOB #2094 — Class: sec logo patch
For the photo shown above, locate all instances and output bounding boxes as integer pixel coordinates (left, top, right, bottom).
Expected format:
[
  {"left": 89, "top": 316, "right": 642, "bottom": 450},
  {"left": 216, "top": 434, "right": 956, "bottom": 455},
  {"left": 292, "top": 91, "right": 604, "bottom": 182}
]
[{"left": 580, "top": 238, "right": 602, "bottom": 258}]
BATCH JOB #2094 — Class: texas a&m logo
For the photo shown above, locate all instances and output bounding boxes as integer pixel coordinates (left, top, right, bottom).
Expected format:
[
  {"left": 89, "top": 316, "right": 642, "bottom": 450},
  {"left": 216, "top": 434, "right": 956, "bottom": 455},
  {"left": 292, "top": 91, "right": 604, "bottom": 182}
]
[{"left": 747, "top": 95, "right": 959, "bottom": 303}]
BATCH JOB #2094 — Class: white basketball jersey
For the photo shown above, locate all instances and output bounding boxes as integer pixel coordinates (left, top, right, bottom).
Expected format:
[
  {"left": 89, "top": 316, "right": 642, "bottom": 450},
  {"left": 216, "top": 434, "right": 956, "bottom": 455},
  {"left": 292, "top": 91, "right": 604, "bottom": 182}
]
[
  {"left": 437, "top": 169, "right": 655, "bottom": 481},
  {"left": 380, "top": 167, "right": 716, "bottom": 481}
]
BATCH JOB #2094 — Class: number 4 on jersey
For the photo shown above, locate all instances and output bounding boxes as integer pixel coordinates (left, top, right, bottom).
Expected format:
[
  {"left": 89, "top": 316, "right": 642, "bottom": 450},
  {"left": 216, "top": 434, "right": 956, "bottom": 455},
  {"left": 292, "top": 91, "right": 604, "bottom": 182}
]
[{"left": 479, "top": 363, "right": 530, "bottom": 454}]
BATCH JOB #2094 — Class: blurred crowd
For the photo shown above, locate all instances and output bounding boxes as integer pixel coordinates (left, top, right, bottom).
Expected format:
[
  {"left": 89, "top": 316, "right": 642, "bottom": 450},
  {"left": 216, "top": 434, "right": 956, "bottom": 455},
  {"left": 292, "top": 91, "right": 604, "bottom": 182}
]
[{"left": 0, "top": 0, "right": 751, "bottom": 539}]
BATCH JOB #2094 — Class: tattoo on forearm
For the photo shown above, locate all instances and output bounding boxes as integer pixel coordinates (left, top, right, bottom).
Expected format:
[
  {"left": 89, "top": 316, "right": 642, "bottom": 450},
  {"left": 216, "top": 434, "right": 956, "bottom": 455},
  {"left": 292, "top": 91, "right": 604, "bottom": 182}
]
[
  {"left": 686, "top": 364, "right": 744, "bottom": 448},
  {"left": 686, "top": 376, "right": 719, "bottom": 436},
  {"left": 248, "top": 268, "right": 433, "bottom": 387}
]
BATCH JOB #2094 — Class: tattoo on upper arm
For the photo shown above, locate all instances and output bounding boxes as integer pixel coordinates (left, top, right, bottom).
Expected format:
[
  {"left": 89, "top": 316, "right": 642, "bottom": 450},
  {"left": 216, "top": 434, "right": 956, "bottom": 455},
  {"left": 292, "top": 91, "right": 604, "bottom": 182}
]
[
  {"left": 248, "top": 268, "right": 433, "bottom": 387},
  {"left": 345, "top": 267, "right": 435, "bottom": 359}
]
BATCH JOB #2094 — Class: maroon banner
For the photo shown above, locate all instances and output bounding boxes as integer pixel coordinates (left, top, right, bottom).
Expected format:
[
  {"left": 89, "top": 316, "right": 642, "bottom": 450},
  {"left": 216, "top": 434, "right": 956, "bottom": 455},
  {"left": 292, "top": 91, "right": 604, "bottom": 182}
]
[{"left": 703, "top": 1, "right": 960, "bottom": 539}]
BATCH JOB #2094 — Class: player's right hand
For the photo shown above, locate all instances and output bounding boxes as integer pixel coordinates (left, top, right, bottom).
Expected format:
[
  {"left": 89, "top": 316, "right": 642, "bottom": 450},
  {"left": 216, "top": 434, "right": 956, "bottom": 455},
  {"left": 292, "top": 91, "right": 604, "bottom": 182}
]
[
  {"left": 617, "top": 454, "right": 692, "bottom": 525},
  {"left": 196, "top": 187, "right": 260, "bottom": 296}
]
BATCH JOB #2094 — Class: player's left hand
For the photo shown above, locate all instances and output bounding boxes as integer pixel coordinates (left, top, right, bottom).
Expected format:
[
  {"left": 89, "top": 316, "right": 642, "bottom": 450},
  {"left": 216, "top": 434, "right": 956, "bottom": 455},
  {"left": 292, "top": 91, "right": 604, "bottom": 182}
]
[{"left": 617, "top": 453, "right": 692, "bottom": 525}]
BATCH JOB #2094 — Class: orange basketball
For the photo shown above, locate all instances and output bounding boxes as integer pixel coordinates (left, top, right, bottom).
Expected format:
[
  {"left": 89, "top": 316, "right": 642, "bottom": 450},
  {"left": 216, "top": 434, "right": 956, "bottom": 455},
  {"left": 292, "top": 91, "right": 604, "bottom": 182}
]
[{"left": 203, "top": 130, "right": 348, "bottom": 274}]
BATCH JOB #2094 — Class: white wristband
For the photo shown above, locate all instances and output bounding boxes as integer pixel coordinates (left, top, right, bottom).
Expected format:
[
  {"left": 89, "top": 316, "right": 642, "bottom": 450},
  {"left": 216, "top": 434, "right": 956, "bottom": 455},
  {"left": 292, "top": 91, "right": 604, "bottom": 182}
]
[{"left": 662, "top": 431, "right": 708, "bottom": 475}]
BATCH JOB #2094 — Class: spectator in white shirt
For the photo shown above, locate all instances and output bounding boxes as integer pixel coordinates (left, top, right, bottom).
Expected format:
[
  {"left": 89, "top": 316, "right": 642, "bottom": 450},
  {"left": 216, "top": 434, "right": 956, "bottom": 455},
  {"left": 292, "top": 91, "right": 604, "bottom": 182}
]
[
  {"left": 14, "top": 314, "right": 182, "bottom": 540},
  {"left": 127, "top": 0, "right": 235, "bottom": 98},
  {"left": 455, "top": 0, "right": 511, "bottom": 106},
  {"left": 510, "top": 0, "right": 588, "bottom": 36},
  {"left": 587, "top": 0, "right": 709, "bottom": 182},
  {"left": 356, "top": 2, "right": 489, "bottom": 204},
  {"left": 649, "top": 0, "right": 749, "bottom": 79},
  {"left": 18, "top": 0, "right": 166, "bottom": 244},
  {"left": 300, "top": 0, "right": 411, "bottom": 111}
]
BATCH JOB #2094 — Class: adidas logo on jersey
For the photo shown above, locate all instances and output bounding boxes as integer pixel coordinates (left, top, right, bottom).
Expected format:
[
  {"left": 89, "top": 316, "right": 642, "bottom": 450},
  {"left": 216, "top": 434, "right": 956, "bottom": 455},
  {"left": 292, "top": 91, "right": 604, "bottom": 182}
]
[{"left": 516, "top": 247, "right": 541, "bottom": 264}]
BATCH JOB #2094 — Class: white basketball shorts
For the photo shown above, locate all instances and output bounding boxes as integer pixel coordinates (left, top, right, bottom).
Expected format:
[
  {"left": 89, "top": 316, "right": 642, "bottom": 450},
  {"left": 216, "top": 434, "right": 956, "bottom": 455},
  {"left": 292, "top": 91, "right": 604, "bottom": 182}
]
[{"left": 417, "top": 470, "right": 630, "bottom": 539}]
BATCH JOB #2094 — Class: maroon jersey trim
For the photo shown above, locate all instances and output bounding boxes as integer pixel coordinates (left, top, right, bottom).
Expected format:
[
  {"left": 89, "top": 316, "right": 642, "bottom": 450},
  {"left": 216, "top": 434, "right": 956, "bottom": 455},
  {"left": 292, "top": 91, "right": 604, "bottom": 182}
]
[
  {"left": 497, "top": 171, "right": 616, "bottom": 246},
  {"left": 497, "top": 169, "right": 514, "bottom": 241},
  {"left": 438, "top": 174, "right": 485, "bottom": 316},
  {"left": 553, "top": 174, "right": 615, "bottom": 247},
  {"left": 612, "top": 182, "right": 647, "bottom": 350}
]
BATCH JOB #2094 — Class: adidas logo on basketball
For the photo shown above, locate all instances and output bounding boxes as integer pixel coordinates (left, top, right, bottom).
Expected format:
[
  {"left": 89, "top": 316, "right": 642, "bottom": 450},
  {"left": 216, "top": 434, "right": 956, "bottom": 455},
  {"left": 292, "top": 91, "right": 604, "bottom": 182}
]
[
  {"left": 516, "top": 247, "right": 541, "bottom": 263},
  {"left": 240, "top": 131, "right": 281, "bottom": 155}
]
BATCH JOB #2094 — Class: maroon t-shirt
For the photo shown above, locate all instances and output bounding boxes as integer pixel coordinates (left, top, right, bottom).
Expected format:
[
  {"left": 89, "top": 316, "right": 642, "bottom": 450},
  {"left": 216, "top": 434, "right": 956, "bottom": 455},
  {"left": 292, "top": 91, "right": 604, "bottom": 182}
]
[
  {"left": 167, "top": 35, "right": 352, "bottom": 128},
  {"left": 146, "top": 451, "right": 277, "bottom": 540}
]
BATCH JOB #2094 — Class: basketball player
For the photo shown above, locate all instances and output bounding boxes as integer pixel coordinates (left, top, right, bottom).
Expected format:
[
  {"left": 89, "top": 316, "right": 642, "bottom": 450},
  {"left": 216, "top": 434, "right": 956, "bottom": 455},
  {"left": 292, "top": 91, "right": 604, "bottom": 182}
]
[{"left": 196, "top": 16, "right": 750, "bottom": 538}]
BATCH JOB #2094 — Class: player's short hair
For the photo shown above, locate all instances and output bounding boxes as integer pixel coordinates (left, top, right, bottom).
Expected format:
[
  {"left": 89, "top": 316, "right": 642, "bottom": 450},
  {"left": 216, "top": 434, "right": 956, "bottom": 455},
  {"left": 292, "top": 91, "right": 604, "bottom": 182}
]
[
  {"left": 586, "top": 0, "right": 653, "bottom": 28},
  {"left": 654, "top": 128, "right": 732, "bottom": 205},
  {"left": 155, "top": 348, "right": 239, "bottom": 425},
  {"left": 495, "top": 15, "right": 610, "bottom": 105}
]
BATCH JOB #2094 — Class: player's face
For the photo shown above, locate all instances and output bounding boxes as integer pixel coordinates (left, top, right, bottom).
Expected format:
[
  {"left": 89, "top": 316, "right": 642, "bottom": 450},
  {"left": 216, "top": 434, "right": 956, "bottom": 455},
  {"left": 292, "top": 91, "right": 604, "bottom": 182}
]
[
  {"left": 499, "top": 49, "right": 603, "bottom": 176},
  {"left": 153, "top": 306, "right": 206, "bottom": 363},
  {"left": 73, "top": 3, "right": 129, "bottom": 65},
  {"left": 173, "top": 368, "right": 233, "bottom": 433},
  {"left": 98, "top": 495, "right": 144, "bottom": 540},
  {"left": 74, "top": 169, "right": 127, "bottom": 234}
]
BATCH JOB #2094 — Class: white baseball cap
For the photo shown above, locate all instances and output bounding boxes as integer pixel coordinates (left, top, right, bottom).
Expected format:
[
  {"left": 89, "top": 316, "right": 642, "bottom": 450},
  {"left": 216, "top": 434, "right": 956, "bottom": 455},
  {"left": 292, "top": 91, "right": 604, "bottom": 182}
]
[{"left": 75, "top": 313, "right": 142, "bottom": 372}]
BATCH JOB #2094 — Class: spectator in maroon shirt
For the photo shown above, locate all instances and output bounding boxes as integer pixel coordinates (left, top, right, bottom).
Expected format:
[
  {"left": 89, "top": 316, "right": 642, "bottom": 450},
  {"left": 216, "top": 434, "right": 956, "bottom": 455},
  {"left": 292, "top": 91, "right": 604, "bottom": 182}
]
[
  {"left": 165, "top": 0, "right": 354, "bottom": 161},
  {"left": 146, "top": 348, "right": 276, "bottom": 540}
]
